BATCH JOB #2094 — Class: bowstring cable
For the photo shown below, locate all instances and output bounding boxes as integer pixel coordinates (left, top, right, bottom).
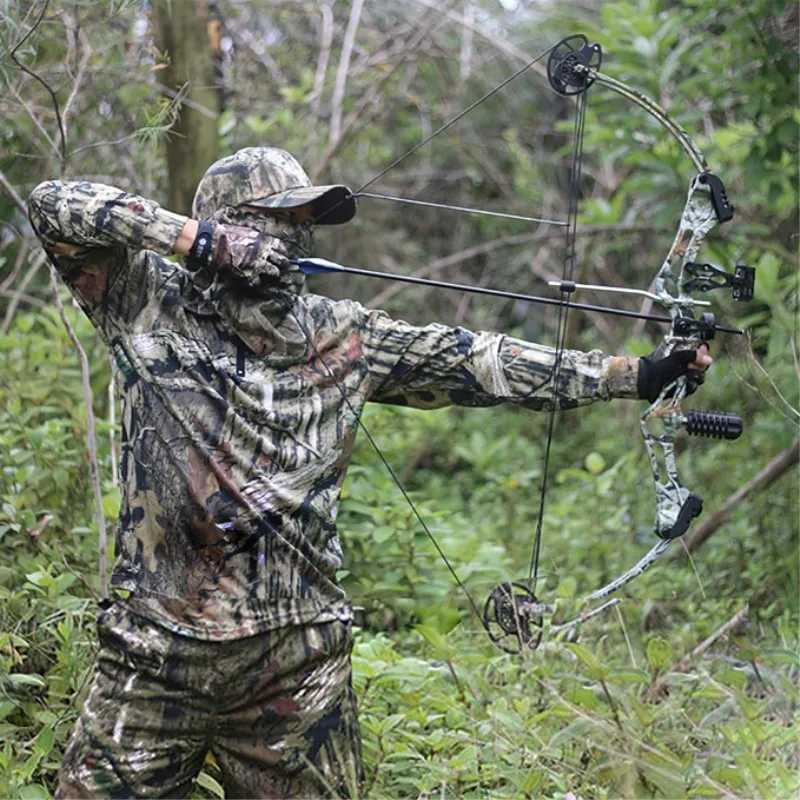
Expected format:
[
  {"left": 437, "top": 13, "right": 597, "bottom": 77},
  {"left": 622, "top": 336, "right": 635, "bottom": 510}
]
[
  {"left": 528, "top": 86, "right": 589, "bottom": 591},
  {"left": 283, "top": 42, "right": 576, "bottom": 633},
  {"left": 350, "top": 44, "right": 558, "bottom": 198}
]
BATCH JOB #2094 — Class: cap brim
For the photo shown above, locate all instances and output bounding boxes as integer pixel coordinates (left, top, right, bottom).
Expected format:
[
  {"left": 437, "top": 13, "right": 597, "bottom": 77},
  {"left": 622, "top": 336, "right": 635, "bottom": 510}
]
[{"left": 246, "top": 185, "right": 356, "bottom": 225}]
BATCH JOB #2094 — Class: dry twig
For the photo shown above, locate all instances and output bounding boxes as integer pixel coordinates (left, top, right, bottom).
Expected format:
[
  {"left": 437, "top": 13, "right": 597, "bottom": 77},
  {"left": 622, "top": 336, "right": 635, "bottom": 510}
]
[{"left": 48, "top": 270, "right": 108, "bottom": 600}]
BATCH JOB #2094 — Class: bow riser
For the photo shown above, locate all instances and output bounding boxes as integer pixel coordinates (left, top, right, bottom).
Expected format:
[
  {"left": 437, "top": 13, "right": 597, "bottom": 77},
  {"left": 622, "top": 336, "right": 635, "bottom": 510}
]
[{"left": 644, "top": 178, "right": 722, "bottom": 540}]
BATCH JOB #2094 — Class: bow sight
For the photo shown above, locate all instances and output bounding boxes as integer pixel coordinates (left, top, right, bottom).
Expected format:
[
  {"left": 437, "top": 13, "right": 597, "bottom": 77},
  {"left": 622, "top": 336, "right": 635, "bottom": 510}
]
[{"left": 684, "top": 261, "right": 756, "bottom": 301}]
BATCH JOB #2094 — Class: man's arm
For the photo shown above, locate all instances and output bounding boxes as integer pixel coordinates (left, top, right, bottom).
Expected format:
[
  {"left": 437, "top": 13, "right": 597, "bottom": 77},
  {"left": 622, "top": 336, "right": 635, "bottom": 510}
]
[
  {"left": 28, "top": 180, "right": 189, "bottom": 260},
  {"left": 28, "top": 181, "right": 290, "bottom": 330},
  {"left": 27, "top": 181, "right": 191, "bottom": 331},
  {"left": 362, "top": 311, "right": 710, "bottom": 411}
]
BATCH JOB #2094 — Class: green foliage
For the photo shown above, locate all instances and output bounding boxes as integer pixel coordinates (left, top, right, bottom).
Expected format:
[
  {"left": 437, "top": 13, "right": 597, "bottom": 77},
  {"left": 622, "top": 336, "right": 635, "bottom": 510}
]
[
  {"left": 352, "top": 629, "right": 798, "bottom": 798},
  {"left": 0, "top": 0, "right": 797, "bottom": 797}
]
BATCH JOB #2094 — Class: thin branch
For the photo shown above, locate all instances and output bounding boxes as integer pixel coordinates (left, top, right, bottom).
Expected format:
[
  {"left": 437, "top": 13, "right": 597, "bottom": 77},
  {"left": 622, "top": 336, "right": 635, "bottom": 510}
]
[
  {"left": 0, "top": 239, "right": 30, "bottom": 295},
  {"left": 411, "top": 0, "right": 549, "bottom": 83},
  {"left": 154, "top": 81, "right": 219, "bottom": 119},
  {"left": 9, "top": 0, "right": 68, "bottom": 167},
  {"left": 678, "top": 438, "right": 799, "bottom": 554},
  {"left": 0, "top": 288, "right": 48, "bottom": 310},
  {"left": 313, "top": 11, "right": 454, "bottom": 180},
  {"left": 329, "top": 0, "right": 365, "bottom": 146},
  {"left": 1, "top": 251, "right": 46, "bottom": 335},
  {"left": 0, "top": 168, "right": 27, "bottom": 213},
  {"left": 313, "top": 69, "right": 398, "bottom": 179},
  {"left": 310, "top": 2, "right": 334, "bottom": 125},
  {"left": 7, "top": 0, "right": 49, "bottom": 59},
  {"left": 0, "top": 66, "right": 58, "bottom": 156},
  {"left": 458, "top": 1, "right": 474, "bottom": 83},
  {"left": 646, "top": 604, "right": 750, "bottom": 701},
  {"left": 68, "top": 131, "right": 143, "bottom": 158},
  {"left": 108, "top": 357, "right": 119, "bottom": 488},
  {"left": 744, "top": 335, "right": 800, "bottom": 419},
  {"left": 234, "top": 26, "right": 289, "bottom": 87},
  {"left": 61, "top": 28, "right": 92, "bottom": 128}
]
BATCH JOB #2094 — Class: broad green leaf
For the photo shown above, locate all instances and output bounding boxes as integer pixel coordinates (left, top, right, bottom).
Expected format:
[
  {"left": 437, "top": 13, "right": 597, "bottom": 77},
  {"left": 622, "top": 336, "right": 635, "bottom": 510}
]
[
  {"left": 565, "top": 642, "right": 602, "bottom": 670},
  {"left": 646, "top": 636, "right": 671, "bottom": 671},
  {"left": 7, "top": 673, "right": 47, "bottom": 688},
  {"left": 194, "top": 770, "right": 224, "bottom": 799}
]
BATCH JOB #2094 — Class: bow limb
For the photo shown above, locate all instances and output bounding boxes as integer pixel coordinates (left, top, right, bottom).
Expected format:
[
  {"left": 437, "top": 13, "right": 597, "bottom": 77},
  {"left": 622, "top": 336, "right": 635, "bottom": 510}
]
[{"left": 587, "top": 71, "right": 709, "bottom": 172}]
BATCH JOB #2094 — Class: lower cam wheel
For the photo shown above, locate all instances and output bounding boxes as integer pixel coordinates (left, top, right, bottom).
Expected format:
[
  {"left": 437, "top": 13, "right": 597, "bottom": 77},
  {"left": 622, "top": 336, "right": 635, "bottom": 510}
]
[
  {"left": 483, "top": 582, "right": 544, "bottom": 654},
  {"left": 547, "top": 34, "right": 602, "bottom": 96}
]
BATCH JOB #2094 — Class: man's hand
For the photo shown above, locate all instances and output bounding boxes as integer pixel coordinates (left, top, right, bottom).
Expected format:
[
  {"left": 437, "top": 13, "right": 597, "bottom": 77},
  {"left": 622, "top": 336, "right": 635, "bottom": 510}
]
[
  {"left": 177, "top": 220, "right": 291, "bottom": 285},
  {"left": 637, "top": 343, "right": 713, "bottom": 404},
  {"left": 206, "top": 222, "right": 291, "bottom": 285}
]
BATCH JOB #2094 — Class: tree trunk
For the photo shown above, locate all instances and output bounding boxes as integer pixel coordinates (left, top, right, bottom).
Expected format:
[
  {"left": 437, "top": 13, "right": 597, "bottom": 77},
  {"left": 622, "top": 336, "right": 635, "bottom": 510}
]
[{"left": 152, "top": 1, "right": 220, "bottom": 217}]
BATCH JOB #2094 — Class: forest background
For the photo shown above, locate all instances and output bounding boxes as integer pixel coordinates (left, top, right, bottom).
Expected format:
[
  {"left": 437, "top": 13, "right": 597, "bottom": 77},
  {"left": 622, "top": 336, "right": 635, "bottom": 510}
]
[{"left": 0, "top": 0, "right": 798, "bottom": 798}]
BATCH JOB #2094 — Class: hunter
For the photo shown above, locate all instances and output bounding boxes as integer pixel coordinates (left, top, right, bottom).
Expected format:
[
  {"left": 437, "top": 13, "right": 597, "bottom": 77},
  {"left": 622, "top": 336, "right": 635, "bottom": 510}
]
[{"left": 27, "top": 146, "right": 711, "bottom": 798}]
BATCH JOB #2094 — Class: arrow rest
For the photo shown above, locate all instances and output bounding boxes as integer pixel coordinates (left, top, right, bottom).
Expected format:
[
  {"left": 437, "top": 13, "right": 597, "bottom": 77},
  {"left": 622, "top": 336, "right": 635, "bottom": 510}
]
[
  {"left": 672, "top": 312, "right": 718, "bottom": 341},
  {"left": 547, "top": 34, "right": 602, "bottom": 96}
]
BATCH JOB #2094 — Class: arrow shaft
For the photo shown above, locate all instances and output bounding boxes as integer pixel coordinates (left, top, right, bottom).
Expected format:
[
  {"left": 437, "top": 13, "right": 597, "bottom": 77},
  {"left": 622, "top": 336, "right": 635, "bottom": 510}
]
[{"left": 297, "top": 259, "right": 743, "bottom": 335}]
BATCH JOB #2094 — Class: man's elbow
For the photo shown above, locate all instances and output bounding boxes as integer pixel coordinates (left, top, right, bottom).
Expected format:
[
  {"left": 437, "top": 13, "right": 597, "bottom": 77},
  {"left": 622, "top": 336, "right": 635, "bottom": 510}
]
[
  {"left": 27, "top": 180, "right": 62, "bottom": 237},
  {"left": 27, "top": 181, "right": 81, "bottom": 255}
]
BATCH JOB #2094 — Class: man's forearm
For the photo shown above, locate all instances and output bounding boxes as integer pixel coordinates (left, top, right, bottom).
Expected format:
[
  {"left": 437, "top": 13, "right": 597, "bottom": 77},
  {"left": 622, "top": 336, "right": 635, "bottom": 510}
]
[
  {"left": 173, "top": 220, "right": 199, "bottom": 256},
  {"left": 365, "top": 312, "right": 641, "bottom": 409},
  {"left": 28, "top": 180, "right": 190, "bottom": 256}
]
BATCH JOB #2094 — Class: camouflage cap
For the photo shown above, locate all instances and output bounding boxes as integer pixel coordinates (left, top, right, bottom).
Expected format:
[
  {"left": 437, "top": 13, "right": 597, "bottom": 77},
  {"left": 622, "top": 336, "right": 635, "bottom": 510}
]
[{"left": 192, "top": 147, "right": 356, "bottom": 225}]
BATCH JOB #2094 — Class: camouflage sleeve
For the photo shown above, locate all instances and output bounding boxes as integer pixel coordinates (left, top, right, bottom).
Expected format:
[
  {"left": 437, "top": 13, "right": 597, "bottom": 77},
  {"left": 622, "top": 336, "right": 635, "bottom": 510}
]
[
  {"left": 27, "top": 180, "right": 187, "bottom": 332},
  {"left": 362, "top": 310, "right": 639, "bottom": 410}
]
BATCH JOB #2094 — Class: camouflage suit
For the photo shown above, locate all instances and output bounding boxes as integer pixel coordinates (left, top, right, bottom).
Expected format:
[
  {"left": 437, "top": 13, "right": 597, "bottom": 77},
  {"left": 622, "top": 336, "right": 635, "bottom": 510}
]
[{"left": 27, "top": 148, "right": 638, "bottom": 798}]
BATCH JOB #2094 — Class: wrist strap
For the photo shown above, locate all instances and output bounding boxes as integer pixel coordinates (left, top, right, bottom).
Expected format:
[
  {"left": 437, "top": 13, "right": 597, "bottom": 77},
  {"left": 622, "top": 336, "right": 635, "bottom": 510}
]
[{"left": 187, "top": 220, "right": 214, "bottom": 270}]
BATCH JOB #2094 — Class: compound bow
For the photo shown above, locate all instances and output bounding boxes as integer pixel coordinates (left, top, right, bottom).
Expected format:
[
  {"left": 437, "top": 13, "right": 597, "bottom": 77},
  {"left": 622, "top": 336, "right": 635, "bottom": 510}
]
[{"left": 295, "top": 33, "right": 754, "bottom": 654}]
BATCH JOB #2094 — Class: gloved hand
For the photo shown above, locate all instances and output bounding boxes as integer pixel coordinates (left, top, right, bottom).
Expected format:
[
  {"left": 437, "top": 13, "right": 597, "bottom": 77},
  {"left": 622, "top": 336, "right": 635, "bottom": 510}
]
[
  {"left": 187, "top": 220, "right": 291, "bottom": 285},
  {"left": 637, "top": 343, "right": 712, "bottom": 404}
]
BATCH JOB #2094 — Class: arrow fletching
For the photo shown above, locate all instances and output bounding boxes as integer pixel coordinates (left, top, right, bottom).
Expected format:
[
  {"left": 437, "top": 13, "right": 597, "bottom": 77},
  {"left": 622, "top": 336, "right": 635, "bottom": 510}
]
[{"left": 295, "top": 257, "right": 344, "bottom": 275}]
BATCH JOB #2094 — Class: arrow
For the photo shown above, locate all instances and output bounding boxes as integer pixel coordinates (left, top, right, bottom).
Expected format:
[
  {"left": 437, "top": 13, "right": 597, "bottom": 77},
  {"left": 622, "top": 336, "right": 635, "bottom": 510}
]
[{"left": 294, "top": 258, "right": 744, "bottom": 335}]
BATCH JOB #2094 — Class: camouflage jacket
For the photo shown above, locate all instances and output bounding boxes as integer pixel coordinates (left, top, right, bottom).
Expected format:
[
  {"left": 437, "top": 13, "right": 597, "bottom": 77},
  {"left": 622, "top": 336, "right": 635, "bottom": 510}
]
[{"left": 27, "top": 181, "right": 639, "bottom": 640}]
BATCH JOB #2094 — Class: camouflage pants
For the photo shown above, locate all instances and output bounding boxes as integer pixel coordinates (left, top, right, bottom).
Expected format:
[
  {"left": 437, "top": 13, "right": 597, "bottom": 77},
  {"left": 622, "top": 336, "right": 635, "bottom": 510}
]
[{"left": 56, "top": 602, "right": 363, "bottom": 799}]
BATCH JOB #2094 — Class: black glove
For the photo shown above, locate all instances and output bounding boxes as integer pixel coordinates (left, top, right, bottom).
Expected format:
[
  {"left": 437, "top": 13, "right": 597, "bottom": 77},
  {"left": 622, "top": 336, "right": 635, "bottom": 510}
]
[{"left": 637, "top": 346, "right": 707, "bottom": 404}]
